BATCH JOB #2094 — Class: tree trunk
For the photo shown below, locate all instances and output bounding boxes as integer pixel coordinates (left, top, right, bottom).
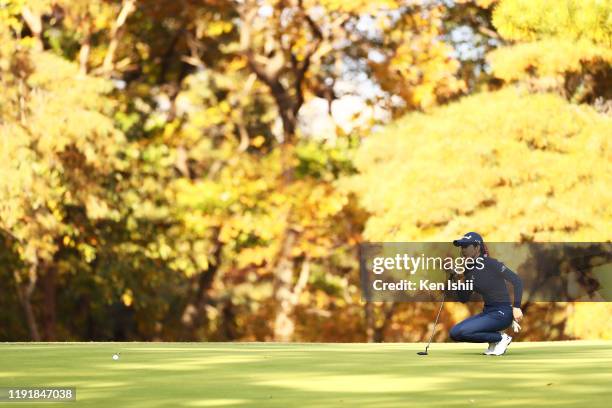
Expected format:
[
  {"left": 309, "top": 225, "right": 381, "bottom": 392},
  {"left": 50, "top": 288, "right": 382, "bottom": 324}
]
[
  {"left": 219, "top": 299, "right": 238, "bottom": 340},
  {"left": 238, "top": 0, "right": 324, "bottom": 342},
  {"left": 365, "top": 300, "right": 375, "bottom": 342},
  {"left": 180, "top": 228, "right": 222, "bottom": 340},
  {"left": 21, "top": 295, "right": 40, "bottom": 341},
  {"left": 14, "top": 261, "right": 41, "bottom": 341},
  {"left": 40, "top": 264, "right": 57, "bottom": 341},
  {"left": 272, "top": 227, "right": 298, "bottom": 342}
]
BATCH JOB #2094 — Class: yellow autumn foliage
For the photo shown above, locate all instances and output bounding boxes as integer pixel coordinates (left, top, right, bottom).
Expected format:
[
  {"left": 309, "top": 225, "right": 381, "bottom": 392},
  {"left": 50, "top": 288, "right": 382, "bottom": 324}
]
[
  {"left": 349, "top": 88, "right": 611, "bottom": 242},
  {"left": 489, "top": 39, "right": 612, "bottom": 82},
  {"left": 493, "top": 0, "right": 612, "bottom": 46}
]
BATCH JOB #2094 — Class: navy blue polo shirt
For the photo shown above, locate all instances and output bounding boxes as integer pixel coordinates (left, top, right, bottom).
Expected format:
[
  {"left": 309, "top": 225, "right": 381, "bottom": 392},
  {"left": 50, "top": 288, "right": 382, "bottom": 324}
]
[{"left": 457, "top": 256, "right": 523, "bottom": 308}]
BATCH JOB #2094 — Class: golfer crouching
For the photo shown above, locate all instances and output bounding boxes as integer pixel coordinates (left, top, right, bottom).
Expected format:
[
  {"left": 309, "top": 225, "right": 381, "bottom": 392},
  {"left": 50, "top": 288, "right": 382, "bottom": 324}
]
[{"left": 449, "top": 232, "right": 523, "bottom": 356}]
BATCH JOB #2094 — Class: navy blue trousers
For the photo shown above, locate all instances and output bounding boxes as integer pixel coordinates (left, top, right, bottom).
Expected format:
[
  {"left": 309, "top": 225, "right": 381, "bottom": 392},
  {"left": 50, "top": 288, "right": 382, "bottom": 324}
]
[{"left": 450, "top": 304, "right": 513, "bottom": 343}]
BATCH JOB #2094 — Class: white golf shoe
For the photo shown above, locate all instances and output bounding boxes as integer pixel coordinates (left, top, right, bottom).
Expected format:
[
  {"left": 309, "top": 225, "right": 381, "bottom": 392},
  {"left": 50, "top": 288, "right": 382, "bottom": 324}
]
[
  {"left": 490, "top": 333, "right": 513, "bottom": 356},
  {"left": 483, "top": 331, "right": 503, "bottom": 355},
  {"left": 483, "top": 342, "right": 496, "bottom": 355}
]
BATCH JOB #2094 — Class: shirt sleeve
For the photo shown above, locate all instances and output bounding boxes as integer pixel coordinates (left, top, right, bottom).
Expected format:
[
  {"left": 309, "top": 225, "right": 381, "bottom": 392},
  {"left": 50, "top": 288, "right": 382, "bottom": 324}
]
[
  {"left": 499, "top": 263, "right": 523, "bottom": 308},
  {"left": 455, "top": 273, "right": 474, "bottom": 303}
]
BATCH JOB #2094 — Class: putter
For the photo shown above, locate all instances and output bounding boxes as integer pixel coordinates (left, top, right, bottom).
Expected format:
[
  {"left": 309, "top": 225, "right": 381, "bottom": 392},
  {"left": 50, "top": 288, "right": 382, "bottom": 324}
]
[{"left": 417, "top": 291, "right": 446, "bottom": 356}]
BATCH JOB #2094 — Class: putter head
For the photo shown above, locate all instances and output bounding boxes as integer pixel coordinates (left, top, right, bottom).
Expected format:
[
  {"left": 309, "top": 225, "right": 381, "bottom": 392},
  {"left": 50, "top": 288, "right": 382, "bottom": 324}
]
[{"left": 417, "top": 351, "right": 428, "bottom": 355}]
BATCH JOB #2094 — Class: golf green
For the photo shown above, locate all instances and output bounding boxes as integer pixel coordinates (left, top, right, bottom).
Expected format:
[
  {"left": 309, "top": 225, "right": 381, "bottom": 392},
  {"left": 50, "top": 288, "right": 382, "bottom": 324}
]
[{"left": 1, "top": 341, "right": 610, "bottom": 407}]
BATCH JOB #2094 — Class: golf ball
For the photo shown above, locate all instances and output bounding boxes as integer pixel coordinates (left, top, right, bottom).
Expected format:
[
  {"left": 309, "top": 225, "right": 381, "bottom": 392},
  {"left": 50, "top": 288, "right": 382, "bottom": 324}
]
[{"left": 112, "top": 354, "right": 119, "bottom": 360}]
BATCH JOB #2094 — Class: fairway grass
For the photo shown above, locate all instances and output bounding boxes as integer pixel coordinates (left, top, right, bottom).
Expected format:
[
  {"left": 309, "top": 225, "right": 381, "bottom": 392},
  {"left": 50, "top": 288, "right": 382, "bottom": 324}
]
[{"left": 1, "top": 341, "right": 610, "bottom": 407}]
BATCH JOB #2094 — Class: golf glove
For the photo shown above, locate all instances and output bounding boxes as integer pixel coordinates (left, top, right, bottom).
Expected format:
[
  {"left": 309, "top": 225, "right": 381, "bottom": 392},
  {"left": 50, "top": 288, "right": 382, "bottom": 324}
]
[{"left": 512, "top": 320, "right": 521, "bottom": 333}]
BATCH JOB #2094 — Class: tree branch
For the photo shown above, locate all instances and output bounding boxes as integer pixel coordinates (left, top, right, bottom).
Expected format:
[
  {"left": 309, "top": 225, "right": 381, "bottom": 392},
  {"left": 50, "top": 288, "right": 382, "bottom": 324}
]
[
  {"left": 101, "top": 0, "right": 137, "bottom": 75},
  {"left": 292, "top": 0, "right": 324, "bottom": 115},
  {"left": 21, "top": 6, "right": 43, "bottom": 51},
  {"left": 290, "top": 257, "right": 310, "bottom": 305}
]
